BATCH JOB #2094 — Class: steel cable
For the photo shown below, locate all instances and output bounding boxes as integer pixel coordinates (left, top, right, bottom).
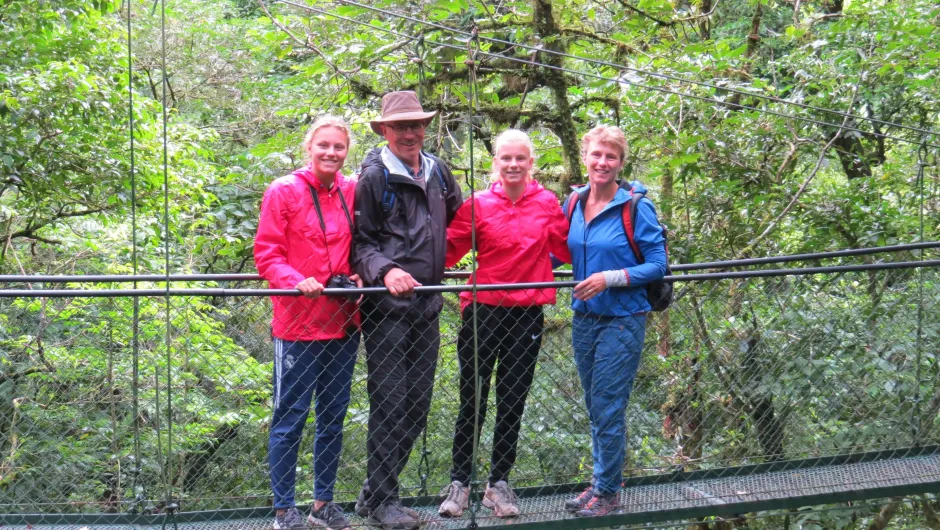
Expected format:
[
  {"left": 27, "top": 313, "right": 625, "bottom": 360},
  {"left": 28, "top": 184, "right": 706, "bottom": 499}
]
[
  {"left": 272, "top": 0, "right": 940, "bottom": 150},
  {"left": 322, "top": 0, "right": 940, "bottom": 141}
]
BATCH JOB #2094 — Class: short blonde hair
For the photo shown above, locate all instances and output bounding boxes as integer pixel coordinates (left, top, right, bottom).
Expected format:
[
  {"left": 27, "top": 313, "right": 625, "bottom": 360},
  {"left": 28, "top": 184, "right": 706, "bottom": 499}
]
[
  {"left": 581, "top": 125, "right": 628, "bottom": 161},
  {"left": 302, "top": 115, "right": 351, "bottom": 159},
  {"left": 490, "top": 129, "right": 535, "bottom": 183}
]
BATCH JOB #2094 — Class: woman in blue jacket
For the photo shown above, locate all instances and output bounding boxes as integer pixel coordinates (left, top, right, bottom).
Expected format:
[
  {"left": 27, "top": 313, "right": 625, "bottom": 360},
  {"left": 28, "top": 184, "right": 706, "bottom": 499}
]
[{"left": 563, "top": 125, "right": 667, "bottom": 518}]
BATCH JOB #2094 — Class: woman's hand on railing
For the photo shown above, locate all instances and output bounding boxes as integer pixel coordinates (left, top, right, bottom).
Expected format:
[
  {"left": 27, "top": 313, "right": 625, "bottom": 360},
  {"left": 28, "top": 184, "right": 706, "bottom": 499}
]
[{"left": 296, "top": 277, "right": 325, "bottom": 298}]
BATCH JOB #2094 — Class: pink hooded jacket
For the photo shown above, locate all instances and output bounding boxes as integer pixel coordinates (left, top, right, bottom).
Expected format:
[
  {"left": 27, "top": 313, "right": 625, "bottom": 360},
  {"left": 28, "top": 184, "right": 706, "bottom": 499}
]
[
  {"left": 254, "top": 167, "right": 359, "bottom": 341},
  {"left": 446, "top": 180, "right": 571, "bottom": 312}
]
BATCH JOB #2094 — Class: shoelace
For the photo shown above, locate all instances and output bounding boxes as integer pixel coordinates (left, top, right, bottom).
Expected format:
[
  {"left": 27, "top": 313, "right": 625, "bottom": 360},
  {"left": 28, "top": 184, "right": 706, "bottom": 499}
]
[
  {"left": 388, "top": 502, "right": 411, "bottom": 518},
  {"left": 317, "top": 502, "right": 343, "bottom": 521},
  {"left": 280, "top": 508, "right": 305, "bottom": 526},
  {"left": 445, "top": 483, "right": 464, "bottom": 503},
  {"left": 491, "top": 483, "right": 518, "bottom": 503}
]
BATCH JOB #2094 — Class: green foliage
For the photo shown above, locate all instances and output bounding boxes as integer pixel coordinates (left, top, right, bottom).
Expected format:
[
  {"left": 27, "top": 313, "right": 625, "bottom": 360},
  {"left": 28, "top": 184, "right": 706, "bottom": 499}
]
[{"left": 0, "top": 0, "right": 938, "bottom": 527}]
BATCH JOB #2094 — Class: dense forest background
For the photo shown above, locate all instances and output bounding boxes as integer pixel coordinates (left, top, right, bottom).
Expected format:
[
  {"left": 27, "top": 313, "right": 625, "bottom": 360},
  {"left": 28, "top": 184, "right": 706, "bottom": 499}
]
[{"left": 1, "top": 0, "right": 939, "bottom": 528}]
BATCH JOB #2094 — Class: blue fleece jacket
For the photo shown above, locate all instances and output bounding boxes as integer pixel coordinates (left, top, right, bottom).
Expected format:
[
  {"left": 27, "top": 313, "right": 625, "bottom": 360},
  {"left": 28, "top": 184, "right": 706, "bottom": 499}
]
[{"left": 564, "top": 181, "right": 667, "bottom": 316}]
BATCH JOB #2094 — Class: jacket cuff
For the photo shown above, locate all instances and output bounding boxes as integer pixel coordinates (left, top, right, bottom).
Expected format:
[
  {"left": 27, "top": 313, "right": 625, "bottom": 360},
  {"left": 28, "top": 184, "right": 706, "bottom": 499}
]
[
  {"left": 376, "top": 262, "right": 400, "bottom": 283},
  {"left": 602, "top": 269, "right": 628, "bottom": 288}
]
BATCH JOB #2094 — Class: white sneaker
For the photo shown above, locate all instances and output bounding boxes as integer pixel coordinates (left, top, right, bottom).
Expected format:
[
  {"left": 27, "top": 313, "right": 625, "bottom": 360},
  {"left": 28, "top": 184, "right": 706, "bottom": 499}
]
[
  {"left": 438, "top": 481, "right": 470, "bottom": 517},
  {"left": 483, "top": 480, "right": 520, "bottom": 518}
]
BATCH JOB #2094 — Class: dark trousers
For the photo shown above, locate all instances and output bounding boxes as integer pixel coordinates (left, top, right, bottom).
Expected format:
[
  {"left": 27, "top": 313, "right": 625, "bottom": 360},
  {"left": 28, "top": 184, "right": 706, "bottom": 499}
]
[
  {"left": 451, "top": 305, "right": 544, "bottom": 486},
  {"left": 362, "top": 308, "right": 441, "bottom": 508},
  {"left": 269, "top": 335, "right": 359, "bottom": 508}
]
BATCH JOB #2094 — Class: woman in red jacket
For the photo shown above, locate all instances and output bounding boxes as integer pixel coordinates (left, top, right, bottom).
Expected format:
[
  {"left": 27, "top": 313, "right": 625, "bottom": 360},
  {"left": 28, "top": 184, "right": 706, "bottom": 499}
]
[
  {"left": 254, "top": 115, "right": 359, "bottom": 530},
  {"left": 439, "top": 129, "right": 571, "bottom": 518}
]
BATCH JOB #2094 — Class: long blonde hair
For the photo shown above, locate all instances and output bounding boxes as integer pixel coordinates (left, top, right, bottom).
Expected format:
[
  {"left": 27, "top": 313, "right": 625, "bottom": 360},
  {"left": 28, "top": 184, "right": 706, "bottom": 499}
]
[{"left": 489, "top": 129, "right": 535, "bottom": 183}]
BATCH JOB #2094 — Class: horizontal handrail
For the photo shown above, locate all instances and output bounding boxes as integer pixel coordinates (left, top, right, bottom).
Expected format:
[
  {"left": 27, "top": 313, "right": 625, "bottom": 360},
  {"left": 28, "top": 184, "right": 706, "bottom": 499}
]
[
  {"left": 0, "top": 242, "right": 935, "bottom": 284},
  {"left": 0, "top": 260, "right": 936, "bottom": 298}
]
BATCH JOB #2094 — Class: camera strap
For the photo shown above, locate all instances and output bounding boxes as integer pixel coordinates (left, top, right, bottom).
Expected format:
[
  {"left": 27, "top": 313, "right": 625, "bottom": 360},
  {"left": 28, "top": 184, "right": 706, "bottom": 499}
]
[
  {"left": 308, "top": 181, "right": 354, "bottom": 278},
  {"left": 308, "top": 182, "right": 353, "bottom": 234}
]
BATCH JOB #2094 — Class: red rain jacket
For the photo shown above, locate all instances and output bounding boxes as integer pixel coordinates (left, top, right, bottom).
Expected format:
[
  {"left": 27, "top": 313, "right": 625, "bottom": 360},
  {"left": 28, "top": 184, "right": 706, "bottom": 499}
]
[
  {"left": 254, "top": 167, "right": 359, "bottom": 341},
  {"left": 446, "top": 180, "right": 571, "bottom": 311}
]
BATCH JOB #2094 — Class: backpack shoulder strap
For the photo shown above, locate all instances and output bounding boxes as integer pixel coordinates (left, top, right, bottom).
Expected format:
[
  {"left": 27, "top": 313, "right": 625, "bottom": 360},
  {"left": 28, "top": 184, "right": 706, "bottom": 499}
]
[
  {"left": 380, "top": 168, "right": 395, "bottom": 214},
  {"left": 565, "top": 191, "right": 580, "bottom": 224},
  {"left": 432, "top": 161, "right": 447, "bottom": 193},
  {"left": 621, "top": 191, "right": 644, "bottom": 263}
]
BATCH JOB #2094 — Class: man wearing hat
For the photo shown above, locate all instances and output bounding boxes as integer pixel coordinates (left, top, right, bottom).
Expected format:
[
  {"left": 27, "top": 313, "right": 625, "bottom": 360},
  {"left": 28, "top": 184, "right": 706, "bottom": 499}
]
[{"left": 352, "top": 90, "right": 463, "bottom": 529}]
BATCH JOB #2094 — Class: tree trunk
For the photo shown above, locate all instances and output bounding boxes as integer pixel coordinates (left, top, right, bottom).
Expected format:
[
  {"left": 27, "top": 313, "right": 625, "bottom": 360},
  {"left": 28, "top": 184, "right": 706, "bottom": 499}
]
[
  {"left": 726, "top": 2, "right": 762, "bottom": 108},
  {"left": 699, "top": 0, "right": 712, "bottom": 40},
  {"left": 182, "top": 424, "right": 239, "bottom": 492},
  {"left": 866, "top": 500, "right": 900, "bottom": 530},
  {"left": 740, "top": 329, "right": 785, "bottom": 460},
  {"left": 532, "top": 0, "right": 582, "bottom": 190}
]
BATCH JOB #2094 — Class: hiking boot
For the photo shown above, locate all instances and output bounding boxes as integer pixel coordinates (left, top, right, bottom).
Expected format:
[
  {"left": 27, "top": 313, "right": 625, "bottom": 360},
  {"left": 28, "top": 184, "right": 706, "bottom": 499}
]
[
  {"left": 356, "top": 480, "right": 418, "bottom": 521},
  {"left": 369, "top": 502, "right": 420, "bottom": 530},
  {"left": 438, "top": 481, "right": 470, "bottom": 518},
  {"left": 273, "top": 507, "right": 308, "bottom": 530},
  {"left": 308, "top": 501, "right": 350, "bottom": 530},
  {"left": 482, "top": 480, "right": 520, "bottom": 518},
  {"left": 564, "top": 485, "right": 595, "bottom": 513},
  {"left": 400, "top": 505, "right": 420, "bottom": 520},
  {"left": 575, "top": 492, "right": 621, "bottom": 517},
  {"left": 355, "top": 482, "right": 370, "bottom": 517}
]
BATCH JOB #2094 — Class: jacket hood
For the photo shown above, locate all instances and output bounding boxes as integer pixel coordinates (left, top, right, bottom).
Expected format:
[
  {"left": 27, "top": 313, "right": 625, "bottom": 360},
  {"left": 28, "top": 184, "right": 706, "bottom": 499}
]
[
  {"left": 628, "top": 179, "right": 648, "bottom": 194},
  {"left": 360, "top": 147, "right": 386, "bottom": 172},
  {"left": 491, "top": 179, "right": 545, "bottom": 200},
  {"left": 573, "top": 179, "right": 648, "bottom": 204},
  {"left": 573, "top": 178, "right": 647, "bottom": 194},
  {"left": 292, "top": 166, "right": 347, "bottom": 189},
  {"left": 359, "top": 146, "right": 437, "bottom": 180}
]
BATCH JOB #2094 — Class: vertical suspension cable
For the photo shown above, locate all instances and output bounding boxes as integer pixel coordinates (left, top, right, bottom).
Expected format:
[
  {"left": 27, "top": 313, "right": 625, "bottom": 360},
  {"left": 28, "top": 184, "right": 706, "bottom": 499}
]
[
  {"left": 414, "top": 31, "right": 431, "bottom": 498},
  {"left": 152, "top": 0, "right": 167, "bottom": 514},
  {"left": 465, "top": 27, "right": 481, "bottom": 530},
  {"left": 912, "top": 139, "right": 927, "bottom": 443},
  {"left": 126, "top": 0, "right": 144, "bottom": 513},
  {"left": 158, "top": 0, "right": 177, "bottom": 526},
  {"left": 414, "top": 35, "right": 425, "bottom": 102}
]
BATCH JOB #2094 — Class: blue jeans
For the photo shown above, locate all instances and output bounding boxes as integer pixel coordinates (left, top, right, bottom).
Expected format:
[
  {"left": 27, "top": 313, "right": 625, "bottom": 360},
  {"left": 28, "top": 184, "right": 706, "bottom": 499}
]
[
  {"left": 572, "top": 313, "right": 646, "bottom": 496},
  {"left": 269, "top": 335, "right": 359, "bottom": 508}
]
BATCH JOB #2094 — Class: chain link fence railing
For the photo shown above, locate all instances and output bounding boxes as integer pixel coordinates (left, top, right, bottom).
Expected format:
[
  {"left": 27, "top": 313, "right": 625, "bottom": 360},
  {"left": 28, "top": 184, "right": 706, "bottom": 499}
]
[{"left": 1, "top": 264, "right": 938, "bottom": 525}]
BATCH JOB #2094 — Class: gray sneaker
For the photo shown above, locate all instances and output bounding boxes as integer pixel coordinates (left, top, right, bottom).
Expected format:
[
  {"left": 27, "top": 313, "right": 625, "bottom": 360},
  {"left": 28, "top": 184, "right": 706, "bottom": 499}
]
[
  {"left": 482, "top": 480, "right": 520, "bottom": 518},
  {"left": 438, "top": 481, "right": 470, "bottom": 517},
  {"left": 369, "top": 502, "right": 420, "bottom": 530},
  {"left": 273, "top": 507, "right": 308, "bottom": 530},
  {"left": 308, "top": 501, "right": 350, "bottom": 530}
]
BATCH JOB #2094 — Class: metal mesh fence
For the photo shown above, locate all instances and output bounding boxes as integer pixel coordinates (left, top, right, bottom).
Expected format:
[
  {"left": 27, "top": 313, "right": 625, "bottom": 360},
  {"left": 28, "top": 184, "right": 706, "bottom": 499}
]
[{"left": 1, "top": 265, "right": 938, "bottom": 525}]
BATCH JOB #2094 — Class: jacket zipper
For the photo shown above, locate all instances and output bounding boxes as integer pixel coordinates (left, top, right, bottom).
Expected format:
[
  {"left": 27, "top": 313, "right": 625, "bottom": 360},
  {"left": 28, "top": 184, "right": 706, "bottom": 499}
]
[
  {"left": 582, "top": 210, "right": 590, "bottom": 283},
  {"left": 581, "top": 197, "right": 625, "bottom": 296}
]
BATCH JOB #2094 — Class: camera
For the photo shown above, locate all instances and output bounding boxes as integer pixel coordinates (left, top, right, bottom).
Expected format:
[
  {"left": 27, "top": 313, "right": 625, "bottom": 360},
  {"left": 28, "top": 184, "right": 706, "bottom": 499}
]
[{"left": 327, "top": 274, "right": 359, "bottom": 297}]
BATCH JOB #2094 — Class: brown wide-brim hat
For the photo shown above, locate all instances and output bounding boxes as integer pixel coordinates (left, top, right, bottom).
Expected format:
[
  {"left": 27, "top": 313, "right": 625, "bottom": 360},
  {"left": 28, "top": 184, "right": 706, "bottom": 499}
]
[{"left": 369, "top": 90, "right": 437, "bottom": 135}]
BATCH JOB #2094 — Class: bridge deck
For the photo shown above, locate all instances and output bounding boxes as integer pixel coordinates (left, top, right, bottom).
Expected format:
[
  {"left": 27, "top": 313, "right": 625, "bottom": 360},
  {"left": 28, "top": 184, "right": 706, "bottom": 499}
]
[{"left": 5, "top": 452, "right": 940, "bottom": 530}]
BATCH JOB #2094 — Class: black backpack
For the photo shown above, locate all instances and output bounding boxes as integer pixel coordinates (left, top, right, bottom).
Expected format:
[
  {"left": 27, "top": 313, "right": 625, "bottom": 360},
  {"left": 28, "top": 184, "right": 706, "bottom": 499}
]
[{"left": 565, "top": 182, "right": 673, "bottom": 311}]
